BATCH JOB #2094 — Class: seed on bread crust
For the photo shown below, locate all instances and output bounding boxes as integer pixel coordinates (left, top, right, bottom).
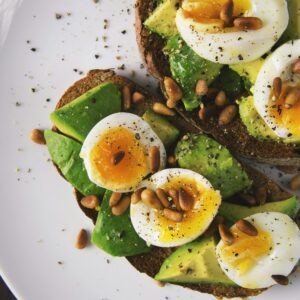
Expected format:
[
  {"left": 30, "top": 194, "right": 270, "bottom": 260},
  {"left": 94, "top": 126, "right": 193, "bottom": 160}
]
[
  {"left": 167, "top": 155, "right": 177, "bottom": 167},
  {"left": 141, "top": 188, "right": 163, "bottom": 210},
  {"left": 75, "top": 229, "right": 88, "bottom": 249},
  {"left": 80, "top": 195, "right": 99, "bottom": 209},
  {"left": 218, "top": 105, "right": 238, "bottom": 125},
  {"left": 132, "top": 91, "right": 145, "bottom": 103},
  {"left": 236, "top": 219, "right": 258, "bottom": 236},
  {"left": 289, "top": 174, "right": 300, "bottom": 191},
  {"left": 195, "top": 79, "right": 208, "bottom": 96},
  {"left": 271, "top": 275, "right": 289, "bottom": 286},
  {"left": 149, "top": 146, "right": 160, "bottom": 173},
  {"left": 163, "top": 208, "right": 183, "bottom": 222},
  {"left": 218, "top": 224, "right": 235, "bottom": 246},
  {"left": 109, "top": 192, "right": 122, "bottom": 207},
  {"left": 111, "top": 195, "right": 131, "bottom": 216},
  {"left": 153, "top": 102, "right": 176, "bottom": 116},
  {"left": 31, "top": 128, "right": 46, "bottom": 144},
  {"left": 234, "top": 17, "right": 263, "bottom": 30},
  {"left": 164, "top": 77, "right": 182, "bottom": 106},
  {"left": 122, "top": 85, "right": 131, "bottom": 110},
  {"left": 131, "top": 188, "right": 144, "bottom": 204},
  {"left": 215, "top": 90, "right": 227, "bottom": 106}
]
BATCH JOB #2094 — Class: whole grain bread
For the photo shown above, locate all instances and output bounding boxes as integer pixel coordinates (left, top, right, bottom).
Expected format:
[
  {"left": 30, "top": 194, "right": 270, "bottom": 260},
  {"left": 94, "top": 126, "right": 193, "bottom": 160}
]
[{"left": 135, "top": 0, "right": 300, "bottom": 166}]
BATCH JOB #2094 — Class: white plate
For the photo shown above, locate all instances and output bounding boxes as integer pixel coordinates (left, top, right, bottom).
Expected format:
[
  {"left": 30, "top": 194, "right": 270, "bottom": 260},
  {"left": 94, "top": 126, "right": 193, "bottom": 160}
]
[{"left": 0, "top": 0, "right": 299, "bottom": 299}]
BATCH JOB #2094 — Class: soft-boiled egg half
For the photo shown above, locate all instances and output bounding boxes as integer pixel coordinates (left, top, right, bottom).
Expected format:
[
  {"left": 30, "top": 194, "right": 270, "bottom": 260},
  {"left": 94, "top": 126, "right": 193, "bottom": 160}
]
[
  {"left": 131, "top": 168, "right": 221, "bottom": 247},
  {"left": 254, "top": 39, "right": 300, "bottom": 141},
  {"left": 216, "top": 212, "right": 300, "bottom": 289},
  {"left": 176, "top": 0, "right": 288, "bottom": 64},
  {"left": 80, "top": 113, "right": 166, "bottom": 192}
]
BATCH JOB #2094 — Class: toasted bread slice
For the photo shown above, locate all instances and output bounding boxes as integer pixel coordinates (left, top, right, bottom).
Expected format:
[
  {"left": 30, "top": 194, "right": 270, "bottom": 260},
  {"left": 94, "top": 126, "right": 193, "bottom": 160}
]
[
  {"left": 50, "top": 69, "right": 297, "bottom": 298},
  {"left": 135, "top": 0, "right": 300, "bottom": 167}
]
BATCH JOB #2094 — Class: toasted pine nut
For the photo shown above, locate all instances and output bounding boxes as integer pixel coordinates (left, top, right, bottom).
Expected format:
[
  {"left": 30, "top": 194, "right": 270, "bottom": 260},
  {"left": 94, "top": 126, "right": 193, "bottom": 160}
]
[
  {"left": 284, "top": 88, "right": 300, "bottom": 109},
  {"left": 215, "top": 90, "right": 227, "bottom": 106},
  {"left": 289, "top": 174, "right": 300, "bottom": 191},
  {"left": 156, "top": 188, "right": 170, "bottom": 208},
  {"left": 168, "top": 188, "right": 181, "bottom": 211},
  {"left": 234, "top": 17, "right": 263, "bottom": 30},
  {"left": 220, "top": 0, "right": 233, "bottom": 26},
  {"left": 167, "top": 155, "right": 177, "bottom": 167},
  {"left": 132, "top": 91, "right": 145, "bottom": 103},
  {"left": 75, "top": 229, "right": 88, "bottom": 249},
  {"left": 218, "top": 105, "right": 238, "bottom": 125},
  {"left": 111, "top": 195, "right": 131, "bottom": 216},
  {"left": 153, "top": 102, "right": 176, "bottom": 116},
  {"left": 166, "top": 99, "right": 177, "bottom": 109},
  {"left": 163, "top": 208, "right": 183, "bottom": 222},
  {"left": 109, "top": 192, "right": 122, "bottom": 207},
  {"left": 292, "top": 59, "right": 300, "bottom": 74},
  {"left": 255, "top": 186, "right": 267, "bottom": 205},
  {"left": 239, "top": 193, "right": 257, "bottom": 206},
  {"left": 31, "top": 128, "right": 46, "bottom": 144},
  {"left": 271, "top": 275, "right": 289, "bottom": 286},
  {"left": 141, "top": 189, "right": 163, "bottom": 210},
  {"left": 122, "top": 85, "right": 131, "bottom": 111},
  {"left": 112, "top": 150, "right": 125, "bottom": 165},
  {"left": 149, "top": 146, "right": 160, "bottom": 173},
  {"left": 131, "top": 188, "right": 144, "bottom": 204},
  {"left": 198, "top": 107, "right": 207, "bottom": 121},
  {"left": 195, "top": 79, "right": 208, "bottom": 96},
  {"left": 236, "top": 219, "right": 258, "bottom": 236},
  {"left": 178, "top": 188, "right": 194, "bottom": 211},
  {"left": 164, "top": 77, "right": 182, "bottom": 104},
  {"left": 80, "top": 195, "right": 99, "bottom": 209},
  {"left": 273, "top": 77, "right": 282, "bottom": 99},
  {"left": 156, "top": 280, "right": 166, "bottom": 287},
  {"left": 218, "top": 224, "right": 235, "bottom": 246}
]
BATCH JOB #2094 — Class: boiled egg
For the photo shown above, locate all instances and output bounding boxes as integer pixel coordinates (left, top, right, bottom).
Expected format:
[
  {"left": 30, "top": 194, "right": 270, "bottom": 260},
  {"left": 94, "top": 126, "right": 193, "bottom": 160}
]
[
  {"left": 216, "top": 212, "right": 300, "bottom": 289},
  {"left": 254, "top": 39, "right": 300, "bottom": 141},
  {"left": 80, "top": 113, "right": 166, "bottom": 192},
  {"left": 130, "top": 168, "right": 221, "bottom": 247},
  {"left": 176, "top": 0, "right": 289, "bottom": 64}
]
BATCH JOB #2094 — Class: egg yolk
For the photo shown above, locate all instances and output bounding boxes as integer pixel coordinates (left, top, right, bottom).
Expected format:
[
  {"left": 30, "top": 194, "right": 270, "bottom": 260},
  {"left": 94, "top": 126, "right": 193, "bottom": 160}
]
[
  {"left": 220, "top": 226, "right": 273, "bottom": 275},
  {"left": 156, "top": 176, "right": 221, "bottom": 243},
  {"left": 90, "top": 127, "right": 148, "bottom": 190}
]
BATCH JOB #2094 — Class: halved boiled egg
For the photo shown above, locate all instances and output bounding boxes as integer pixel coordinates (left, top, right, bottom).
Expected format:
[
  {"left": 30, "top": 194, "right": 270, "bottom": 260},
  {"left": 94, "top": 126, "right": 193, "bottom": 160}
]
[
  {"left": 216, "top": 212, "right": 300, "bottom": 289},
  {"left": 254, "top": 39, "right": 300, "bottom": 141},
  {"left": 176, "top": 0, "right": 289, "bottom": 64},
  {"left": 80, "top": 113, "right": 166, "bottom": 192},
  {"left": 130, "top": 168, "right": 221, "bottom": 247}
]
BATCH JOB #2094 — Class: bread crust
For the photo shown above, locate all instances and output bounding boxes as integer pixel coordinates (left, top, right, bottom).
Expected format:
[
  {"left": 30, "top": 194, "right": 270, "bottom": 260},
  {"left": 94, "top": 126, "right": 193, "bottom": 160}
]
[{"left": 134, "top": 0, "right": 300, "bottom": 166}]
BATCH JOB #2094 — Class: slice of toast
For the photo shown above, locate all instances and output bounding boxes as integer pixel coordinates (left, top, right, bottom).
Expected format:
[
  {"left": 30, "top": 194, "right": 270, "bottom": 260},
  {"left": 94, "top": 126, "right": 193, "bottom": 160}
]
[
  {"left": 135, "top": 0, "right": 300, "bottom": 167},
  {"left": 50, "top": 69, "right": 296, "bottom": 298}
]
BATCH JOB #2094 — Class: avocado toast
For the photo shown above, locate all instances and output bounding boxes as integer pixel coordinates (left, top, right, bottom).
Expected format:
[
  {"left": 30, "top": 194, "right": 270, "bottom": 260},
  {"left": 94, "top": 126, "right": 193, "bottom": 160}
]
[
  {"left": 42, "top": 69, "right": 300, "bottom": 298},
  {"left": 135, "top": 0, "right": 300, "bottom": 166}
]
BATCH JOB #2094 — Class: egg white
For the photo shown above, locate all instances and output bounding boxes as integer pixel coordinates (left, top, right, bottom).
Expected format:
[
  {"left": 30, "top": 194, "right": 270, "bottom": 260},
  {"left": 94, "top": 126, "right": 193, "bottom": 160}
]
[
  {"left": 176, "top": 0, "right": 289, "bottom": 64},
  {"left": 80, "top": 112, "right": 166, "bottom": 192},
  {"left": 254, "top": 39, "right": 300, "bottom": 139},
  {"left": 216, "top": 212, "right": 300, "bottom": 289}
]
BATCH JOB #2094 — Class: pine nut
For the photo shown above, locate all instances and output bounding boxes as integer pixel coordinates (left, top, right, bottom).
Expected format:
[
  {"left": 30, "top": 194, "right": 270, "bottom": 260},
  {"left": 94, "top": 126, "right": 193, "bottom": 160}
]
[
  {"left": 164, "top": 77, "right": 182, "bottom": 104},
  {"left": 132, "top": 92, "right": 145, "bottom": 103},
  {"left": 156, "top": 188, "right": 171, "bottom": 208},
  {"left": 234, "top": 17, "right": 263, "bottom": 30},
  {"left": 178, "top": 188, "right": 194, "bottom": 211},
  {"left": 289, "top": 174, "right": 300, "bottom": 191},
  {"left": 131, "top": 188, "right": 144, "bottom": 204},
  {"left": 292, "top": 59, "right": 300, "bottom": 74},
  {"left": 271, "top": 275, "right": 289, "bottom": 286},
  {"left": 220, "top": 0, "right": 234, "bottom": 27},
  {"left": 239, "top": 193, "right": 257, "bottom": 206},
  {"left": 218, "top": 224, "right": 235, "bottom": 246},
  {"left": 284, "top": 88, "right": 300, "bottom": 109},
  {"left": 168, "top": 188, "right": 181, "bottom": 211},
  {"left": 156, "top": 280, "right": 166, "bottom": 287},
  {"left": 122, "top": 85, "right": 131, "bottom": 111},
  {"left": 141, "top": 189, "right": 163, "bottom": 210},
  {"left": 215, "top": 90, "right": 227, "bottom": 106},
  {"left": 218, "top": 105, "right": 238, "bottom": 125},
  {"left": 112, "top": 150, "right": 125, "bottom": 165},
  {"left": 31, "top": 128, "right": 46, "bottom": 144},
  {"left": 149, "top": 146, "right": 160, "bottom": 173},
  {"left": 273, "top": 77, "right": 282, "bottom": 98},
  {"left": 75, "top": 229, "right": 88, "bottom": 249},
  {"left": 153, "top": 102, "right": 176, "bottom": 116},
  {"left": 195, "top": 79, "right": 208, "bottom": 96},
  {"left": 80, "top": 195, "right": 99, "bottom": 209},
  {"left": 255, "top": 186, "right": 267, "bottom": 205},
  {"left": 109, "top": 192, "right": 122, "bottom": 207},
  {"left": 163, "top": 208, "right": 183, "bottom": 222},
  {"left": 166, "top": 99, "right": 177, "bottom": 109},
  {"left": 167, "top": 155, "right": 177, "bottom": 167},
  {"left": 236, "top": 219, "right": 258, "bottom": 236},
  {"left": 111, "top": 195, "right": 131, "bottom": 216},
  {"left": 198, "top": 105, "right": 216, "bottom": 121}
]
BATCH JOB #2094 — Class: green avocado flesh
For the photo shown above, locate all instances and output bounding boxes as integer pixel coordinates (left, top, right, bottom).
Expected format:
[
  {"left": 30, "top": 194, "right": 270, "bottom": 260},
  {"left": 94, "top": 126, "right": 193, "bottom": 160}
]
[
  {"left": 281, "top": 0, "right": 300, "bottom": 42},
  {"left": 155, "top": 236, "right": 235, "bottom": 286},
  {"left": 164, "top": 36, "right": 222, "bottom": 111},
  {"left": 143, "top": 109, "right": 180, "bottom": 148},
  {"left": 50, "top": 82, "right": 121, "bottom": 142},
  {"left": 91, "top": 190, "right": 151, "bottom": 256},
  {"left": 44, "top": 130, "right": 104, "bottom": 197},
  {"left": 219, "top": 196, "right": 300, "bottom": 224},
  {"left": 175, "top": 134, "right": 252, "bottom": 199}
]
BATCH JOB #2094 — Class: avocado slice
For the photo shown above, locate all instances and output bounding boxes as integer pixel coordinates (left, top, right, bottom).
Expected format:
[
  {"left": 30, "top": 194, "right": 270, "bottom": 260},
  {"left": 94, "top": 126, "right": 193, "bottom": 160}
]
[
  {"left": 91, "top": 190, "right": 151, "bottom": 257},
  {"left": 50, "top": 82, "right": 121, "bottom": 142},
  {"left": 219, "top": 196, "right": 300, "bottom": 224},
  {"left": 155, "top": 236, "right": 235, "bottom": 286},
  {"left": 175, "top": 134, "right": 252, "bottom": 199},
  {"left": 143, "top": 109, "right": 180, "bottom": 149},
  {"left": 281, "top": 0, "right": 300, "bottom": 42},
  {"left": 44, "top": 130, "right": 104, "bottom": 196}
]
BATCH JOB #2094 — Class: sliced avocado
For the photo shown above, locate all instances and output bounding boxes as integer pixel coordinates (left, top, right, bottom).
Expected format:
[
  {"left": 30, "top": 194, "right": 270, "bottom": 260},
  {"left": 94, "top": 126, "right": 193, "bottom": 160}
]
[
  {"left": 144, "top": 0, "right": 179, "bottom": 38},
  {"left": 219, "top": 196, "right": 300, "bottom": 224},
  {"left": 143, "top": 109, "right": 180, "bottom": 148},
  {"left": 91, "top": 190, "right": 151, "bottom": 256},
  {"left": 281, "top": 0, "right": 300, "bottom": 42},
  {"left": 155, "top": 236, "right": 235, "bottom": 286},
  {"left": 175, "top": 134, "right": 252, "bottom": 199},
  {"left": 44, "top": 130, "right": 104, "bottom": 196},
  {"left": 50, "top": 82, "right": 121, "bottom": 142},
  {"left": 164, "top": 35, "right": 222, "bottom": 111}
]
